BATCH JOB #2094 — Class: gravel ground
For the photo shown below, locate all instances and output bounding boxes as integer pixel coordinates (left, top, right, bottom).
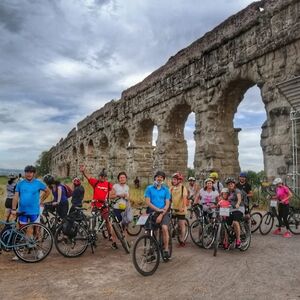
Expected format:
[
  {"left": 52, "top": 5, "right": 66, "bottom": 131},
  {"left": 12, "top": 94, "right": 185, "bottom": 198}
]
[{"left": 0, "top": 231, "right": 300, "bottom": 300}]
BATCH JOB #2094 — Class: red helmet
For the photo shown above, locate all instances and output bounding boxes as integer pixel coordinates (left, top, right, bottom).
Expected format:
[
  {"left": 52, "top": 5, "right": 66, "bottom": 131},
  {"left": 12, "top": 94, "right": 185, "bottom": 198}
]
[
  {"left": 172, "top": 172, "right": 184, "bottom": 182},
  {"left": 72, "top": 177, "right": 81, "bottom": 186}
]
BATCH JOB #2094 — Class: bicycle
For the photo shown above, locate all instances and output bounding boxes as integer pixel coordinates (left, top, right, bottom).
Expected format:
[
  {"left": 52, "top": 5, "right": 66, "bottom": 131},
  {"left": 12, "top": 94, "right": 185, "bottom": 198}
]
[
  {"left": 249, "top": 202, "right": 263, "bottom": 233},
  {"left": 169, "top": 209, "right": 190, "bottom": 244},
  {"left": 40, "top": 202, "right": 61, "bottom": 234},
  {"left": 0, "top": 213, "right": 53, "bottom": 263},
  {"left": 132, "top": 212, "right": 173, "bottom": 276},
  {"left": 213, "top": 207, "right": 251, "bottom": 257},
  {"left": 126, "top": 206, "right": 147, "bottom": 236}
]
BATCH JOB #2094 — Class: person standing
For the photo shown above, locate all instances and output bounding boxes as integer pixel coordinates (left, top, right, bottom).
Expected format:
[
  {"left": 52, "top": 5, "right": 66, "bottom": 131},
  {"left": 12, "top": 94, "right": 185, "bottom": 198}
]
[
  {"left": 144, "top": 171, "right": 171, "bottom": 259},
  {"left": 209, "top": 172, "right": 223, "bottom": 194},
  {"left": 80, "top": 165, "right": 118, "bottom": 249},
  {"left": 4, "top": 174, "right": 18, "bottom": 221},
  {"left": 186, "top": 176, "right": 200, "bottom": 204},
  {"left": 236, "top": 172, "right": 253, "bottom": 216},
  {"left": 69, "top": 177, "right": 85, "bottom": 214}
]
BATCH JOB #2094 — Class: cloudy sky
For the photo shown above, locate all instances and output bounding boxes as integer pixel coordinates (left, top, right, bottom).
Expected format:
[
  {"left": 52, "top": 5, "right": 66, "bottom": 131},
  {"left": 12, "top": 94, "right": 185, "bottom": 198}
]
[{"left": 0, "top": 0, "right": 265, "bottom": 172}]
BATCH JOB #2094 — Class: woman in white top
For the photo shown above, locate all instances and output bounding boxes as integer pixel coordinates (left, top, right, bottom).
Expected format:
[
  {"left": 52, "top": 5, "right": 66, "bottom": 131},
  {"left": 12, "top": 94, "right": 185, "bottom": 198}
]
[
  {"left": 110, "top": 172, "right": 130, "bottom": 225},
  {"left": 197, "top": 178, "right": 219, "bottom": 211}
]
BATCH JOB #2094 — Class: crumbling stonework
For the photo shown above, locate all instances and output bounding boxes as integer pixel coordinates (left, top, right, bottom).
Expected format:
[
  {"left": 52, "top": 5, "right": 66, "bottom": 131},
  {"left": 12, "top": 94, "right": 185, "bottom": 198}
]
[{"left": 49, "top": 0, "right": 300, "bottom": 181}]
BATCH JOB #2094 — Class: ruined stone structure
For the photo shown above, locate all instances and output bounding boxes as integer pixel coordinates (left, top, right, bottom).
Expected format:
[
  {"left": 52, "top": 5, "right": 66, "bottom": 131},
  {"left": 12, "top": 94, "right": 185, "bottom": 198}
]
[{"left": 49, "top": 0, "right": 300, "bottom": 182}]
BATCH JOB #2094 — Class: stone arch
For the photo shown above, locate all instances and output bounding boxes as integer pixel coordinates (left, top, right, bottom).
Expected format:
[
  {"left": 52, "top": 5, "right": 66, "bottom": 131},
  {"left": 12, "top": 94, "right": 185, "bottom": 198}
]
[
  {"left": 156, "top": 102, "right": 193, "bottom": 176},
  {"left": 87, "top": 139, "right": 95, "bottom": 157},
  {"left": 99, "top": 134, "right": 109, "bottom": 171},
  {"left": 79, "top": 143, "right": 85, "bottom": 161}
]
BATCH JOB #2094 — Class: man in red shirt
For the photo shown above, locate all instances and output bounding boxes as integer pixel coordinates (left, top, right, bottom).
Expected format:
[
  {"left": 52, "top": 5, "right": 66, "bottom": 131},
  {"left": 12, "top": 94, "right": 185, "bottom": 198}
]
[{"left": 80, "top": 165, "right": 117, "bottom": 249}]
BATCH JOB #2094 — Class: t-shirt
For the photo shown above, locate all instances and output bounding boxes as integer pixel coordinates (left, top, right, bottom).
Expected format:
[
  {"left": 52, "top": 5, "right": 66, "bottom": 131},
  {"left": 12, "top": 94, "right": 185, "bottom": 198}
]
[
  {"left": 113, "top": 183, "right": 129, "bottom": 210},
  {"left": 236, "top": 181, "right": 252, "bottom": 206},
  {"left": 71, "top": 185, "right": 85, "bottom": 206},
  {"left": 218, "top": 198, "right": 231, "bottom": 208},
  {"left": 88, "top": 178, "right": 112, "bottom": 207},
  {"left": 199, "top": 189, "right": 219, "bottom": 205},
  {"left": 170, "top": 184, "right": 188, "bottom": 215},
  {"left": 15, "top": 179, "right": 47, "bottom": 215},
  {"left": 144, "top": 184, "right": 171, "bottom": 210},
  {"left": 228, "top": 188, "right": 245, "bottom": 213},
  {"left": 276, "top": 185, "right": 290, "bottom": 204},
  {"left": 187, "top": 183, "right": 200, "bottom": 200}
]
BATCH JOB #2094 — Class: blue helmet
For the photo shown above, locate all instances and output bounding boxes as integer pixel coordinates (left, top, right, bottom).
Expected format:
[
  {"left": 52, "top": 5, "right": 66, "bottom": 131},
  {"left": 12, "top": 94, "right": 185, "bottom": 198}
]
[{"left": 239, "top": 172, "right": 247, "bottom": 178}]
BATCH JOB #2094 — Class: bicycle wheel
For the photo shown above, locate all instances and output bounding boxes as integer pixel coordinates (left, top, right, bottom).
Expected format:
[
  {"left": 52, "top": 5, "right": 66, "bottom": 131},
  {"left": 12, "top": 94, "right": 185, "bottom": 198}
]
[
  {"left": 126, "top": 217, "right": 142, "bottom": 236},
  {"left": 190, "top": 220, "right": 203, "bottom": 247},
  {"left": 101, "top": 223, "right": 109, "bottom": 239},
  {"left": 202, "top": 223, "right": 215, "bottom": 249},
  {"left": 240, "top": 221, "right": 251, "bottom": 251},
  {"left": 13, "top": 223, "right": 53, "bottom": 263},
  {"left": 132, "top": 235, "right": 160, "bottom": 276},
  {"left": 213, "top": 223, "right": 221, "bottom": 257},
  {"left": 176, "top": 218, "right": 190, "bottom": 243},
  {"left": 250, "top": 212, "right": 262, "bottom": 233},
  {"left": 54, "top": 223, "right": 89, "bottom": 258},
  {"left": 259, "top": 212, "right": 274, "bottom": 235},
  {"left": 112, "top": 222, "right": 130, "bottom": 254},
  {"left": 288, "top": 212, "right": 300, "bottom": 235}
]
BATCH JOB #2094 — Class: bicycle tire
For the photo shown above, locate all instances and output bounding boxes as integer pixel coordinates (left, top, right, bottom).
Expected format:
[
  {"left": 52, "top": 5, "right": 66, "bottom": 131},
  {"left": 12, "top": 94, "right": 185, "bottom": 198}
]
[
  {"left": 126, "top": 218, "right": 142, "bottom": 236},
  {"left": 176, "top": 218, "right": 190, "bottom": 243},
  {"left": 250, "top": 212, "right": 262, "bottom": 233},
  {"left": 54, "top": 223, "right": 89, "bottom": 258},
  {"left": 112, "top": 222, "right": 130, "bottom": 254},
  {"left": 13, "top": 223, "right": 53, "bottom": 263},
  {"left": 190, "top": 220, "right": 203, "bottom": 247},
  {"left": 132, "top": 235, "right": 160, "bottom": 276},
  {"left": 259, "top": 212, "right": 274, "bottom": 235},
  {"left": 240, "top": 221, "right": 251, "bottom": 251},
  {"left": 202, "top": 223, "right": 215, "bottom": 249},
  {"left": 288, "top": 212, "right": 300, "bottom": 235},
  {"left": 101, "top": 223, "right": 109, "bottom": 239},
  {"left": 213, "top": 223, "right": 221, "bottom": 257}
]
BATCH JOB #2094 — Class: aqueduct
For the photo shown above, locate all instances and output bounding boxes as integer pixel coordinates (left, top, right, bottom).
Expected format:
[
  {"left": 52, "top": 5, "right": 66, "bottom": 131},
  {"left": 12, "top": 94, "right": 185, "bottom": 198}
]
[{"left": 49, "top": 0, "right": 300, "bottom": 181}]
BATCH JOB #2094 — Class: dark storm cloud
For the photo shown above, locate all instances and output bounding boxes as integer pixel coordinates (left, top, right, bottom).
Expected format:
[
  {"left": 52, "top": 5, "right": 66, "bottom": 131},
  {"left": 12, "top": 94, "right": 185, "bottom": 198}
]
[{"left": 0, "top": 0, "right": 256, "bottom": 169}]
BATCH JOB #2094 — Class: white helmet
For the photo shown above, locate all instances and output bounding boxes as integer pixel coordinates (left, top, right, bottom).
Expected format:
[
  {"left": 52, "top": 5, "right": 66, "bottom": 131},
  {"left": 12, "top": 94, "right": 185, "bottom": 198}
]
[{"left": 272, "top": 178, "right": 283, "bottom": 185}]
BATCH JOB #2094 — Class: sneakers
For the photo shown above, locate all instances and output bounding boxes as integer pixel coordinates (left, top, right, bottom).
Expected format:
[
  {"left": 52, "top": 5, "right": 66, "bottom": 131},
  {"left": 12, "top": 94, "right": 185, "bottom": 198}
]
[
  {"left": 236, "top": 239, "right": 241, "bottom": 248},
  {"left": 283, "top": 231, "right": 292, "bottom": 238},
  {"left": 111, "top": 242, "right": 118, "bottom": 250},
  {"left": 163, "top": 250, "right": 170, "bottom": 260},
  {"left": 37, "top": 250, "right": 44, "bottom": 259},
  {"left": 223, "top": 242, "right": 229, "bottom": 250},
  {"left": 12, "top": 256, "right": 19, "bottom": 261},
  {"left": 272, "top": 228, "right": 282, "bottom": 235}
]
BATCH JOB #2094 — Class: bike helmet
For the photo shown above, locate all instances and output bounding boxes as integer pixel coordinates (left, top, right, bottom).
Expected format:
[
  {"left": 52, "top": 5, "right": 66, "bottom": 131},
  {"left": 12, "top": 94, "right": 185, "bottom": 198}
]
[
  {"left": 43, "top": 174, "right": 55, "bottom": 185},
  {"left": 8, "top": 173, "right": 17, "bottom": 179},
  {"left": 209, "top": 172, "right": 219, "bottom": 179},
  {"left": 272, "top": 177, "right": 283, "bottom": 185},
  {"left": 239, "top": 172, "right": 247, "bottom": 178},
  {"left": 172, "top": 172, "right": 184, "bottom": 181},
  {"left": 72, "top": 177, "right": 81, "bottom": 186},
  {"left": 188, "top": 177, "right": 196, "bottom": 181},
  {"left": 24, "top": 165, "right": 36, "bottom": 173},
  {"left": 99, "top": 168, "right": 107, "bottom": 177},
  {"left": 204, "top": 178, "right": 214, "bottom": 184},
  {"left": 225, "top": 177, "right": 236, "bottom": 184},
  {"left": 154, "top": 171, "right": 166, "bottom": 180},
  {"left": 221, "top": 188, "right": 229, "bottom": 194}
]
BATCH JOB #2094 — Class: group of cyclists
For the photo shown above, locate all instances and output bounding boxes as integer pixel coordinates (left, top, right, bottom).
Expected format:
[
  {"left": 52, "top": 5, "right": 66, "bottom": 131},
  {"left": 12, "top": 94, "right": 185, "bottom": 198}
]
[{"left": 1, "top": 164, "right": 294, "bottom": 262}]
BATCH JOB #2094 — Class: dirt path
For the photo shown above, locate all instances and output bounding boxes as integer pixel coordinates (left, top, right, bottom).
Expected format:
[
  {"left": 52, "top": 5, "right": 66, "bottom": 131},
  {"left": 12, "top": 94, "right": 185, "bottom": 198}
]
[{"left": 1, "top": 232, "right": 300, "bottom": 300}]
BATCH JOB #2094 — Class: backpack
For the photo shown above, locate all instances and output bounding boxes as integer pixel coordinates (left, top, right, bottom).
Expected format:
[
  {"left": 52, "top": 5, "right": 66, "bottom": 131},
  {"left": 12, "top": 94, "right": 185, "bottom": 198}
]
[
  {"left": 62, "top": 184, "right": 73, "bottom": 198},
  {"left": 62, "top": 216, "right": 78, "bottom": 238}
]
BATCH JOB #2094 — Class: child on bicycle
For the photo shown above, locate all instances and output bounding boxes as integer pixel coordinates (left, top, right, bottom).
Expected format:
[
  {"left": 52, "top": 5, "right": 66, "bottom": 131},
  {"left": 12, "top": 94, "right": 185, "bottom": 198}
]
[{"left": 218, "top": 188, "right": 231, "bottom": 249}]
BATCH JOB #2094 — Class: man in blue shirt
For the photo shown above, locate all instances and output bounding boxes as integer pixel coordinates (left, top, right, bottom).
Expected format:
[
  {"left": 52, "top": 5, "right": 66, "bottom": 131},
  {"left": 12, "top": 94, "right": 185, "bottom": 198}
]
[
  {"left": 144, "top": 171, "right": 171, "bottom": 259},
  {"left": 11, "top": 165, "right": 50, "bottom": 225}
]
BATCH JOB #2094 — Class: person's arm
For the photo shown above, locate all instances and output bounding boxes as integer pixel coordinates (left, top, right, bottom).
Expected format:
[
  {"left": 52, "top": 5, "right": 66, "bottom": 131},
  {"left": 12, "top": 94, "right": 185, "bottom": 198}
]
[
  {"left": 235, "top": 192, "right": 242, "bottom": 208},
  {"left": 80, "top": 164, "right": 91, "bottom": 181},
  {"left": 53, "top": 186, "right": 62, "bottom": 205},
  {"left": 40, "top": 187, "right": 51, "bottom": 204},
  {"left": 11, "top": 192, "right": 19, "bottom": 215}
]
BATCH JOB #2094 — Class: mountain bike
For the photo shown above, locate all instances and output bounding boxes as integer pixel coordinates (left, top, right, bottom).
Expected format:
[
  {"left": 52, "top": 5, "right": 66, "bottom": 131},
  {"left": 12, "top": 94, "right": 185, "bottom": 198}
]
[
  {"left": 249, "top": 202, "right": 262, "bottom": 233},
  {"left": 0, "top": 213, "right": 53, "bottom": 262},
  {"left": 132, "top": 212, "right": 173, "bottom": 276},
  {"left": 40, "top": 203, "right": 61, "bottom": 234}
]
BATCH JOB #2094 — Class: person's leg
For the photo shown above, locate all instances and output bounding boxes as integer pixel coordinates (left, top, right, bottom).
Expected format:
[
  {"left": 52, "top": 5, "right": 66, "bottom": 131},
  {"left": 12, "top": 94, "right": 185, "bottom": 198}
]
[
  {"left": 178, "top": 217, "right": 186, "bottom": 244},
  {"left": 162, "top": 224, "right": 169, "bottom": 251}
]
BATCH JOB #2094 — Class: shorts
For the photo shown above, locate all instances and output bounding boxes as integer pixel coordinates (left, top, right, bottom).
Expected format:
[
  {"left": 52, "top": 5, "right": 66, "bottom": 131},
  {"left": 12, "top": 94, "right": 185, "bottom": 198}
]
[
  {"left": 227, "top": 211, "right": 243, "bottom": 225},
  {"left": 173, "top": 214, "right": 186, "bottom": 220},
  {"left": 19, "top": 214, "right": 40, "bottom": 225},
  {"left": 160, "top": 213, "right": 171, "bottom": 225},
  {"left": 5, "top": 198, "right": 13, "bottom": 209}
]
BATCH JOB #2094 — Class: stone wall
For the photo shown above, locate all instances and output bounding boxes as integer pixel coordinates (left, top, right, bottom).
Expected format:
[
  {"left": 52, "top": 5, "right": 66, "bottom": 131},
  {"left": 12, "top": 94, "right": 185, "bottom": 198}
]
[{"left": 49, "top": 0, "right": 300, "bottom": 182}]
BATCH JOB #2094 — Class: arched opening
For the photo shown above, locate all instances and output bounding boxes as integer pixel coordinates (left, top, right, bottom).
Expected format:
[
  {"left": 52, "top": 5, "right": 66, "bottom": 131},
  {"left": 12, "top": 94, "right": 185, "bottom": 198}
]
[
  {"left": 158, "top": 103, "right": 193, "bottom": 176},
  {"left": 99, "top": 134, "right": 109, "bottom": 170},
  {"left": 134, "top": 119, "right": 156, "bottom": 178},
  {"left": 184, "top": 112, "right": 196, "bottom": 170},
  {"left": 79, "top": 143, "right": 85, "bottom": 161},
  {"left": 234, "top": 85, "right": 266, "bottom": 173},
  {"left": 217, "top": 80, "right": 266, "bottom": 177},
  {"left": 87, "top": 139, "right": 95, "bottom": 157}
]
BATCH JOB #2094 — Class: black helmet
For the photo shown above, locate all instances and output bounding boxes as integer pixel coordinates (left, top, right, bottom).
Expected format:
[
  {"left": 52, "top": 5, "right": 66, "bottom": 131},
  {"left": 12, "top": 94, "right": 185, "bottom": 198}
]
[
  {"left": 99, "top": 168, "right": 107, "bottom": 177},
  {"left": 154, "top": 171, "right": 166, "bottom": 180},
  {"left": 225, "top": 177, "right": 236, "bottom": 184},
  {"left": 43, "top": 174, "right": 55, "bottom": 185},
  {"left": 24, "top": 165, "right": 36, "bottom": 173}
]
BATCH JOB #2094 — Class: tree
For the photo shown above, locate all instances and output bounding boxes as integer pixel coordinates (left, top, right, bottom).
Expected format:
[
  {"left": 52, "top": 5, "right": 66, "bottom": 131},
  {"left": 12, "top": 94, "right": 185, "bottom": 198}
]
[{"left": 35, "top": 151, "right": 52, "bottom": 176}]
